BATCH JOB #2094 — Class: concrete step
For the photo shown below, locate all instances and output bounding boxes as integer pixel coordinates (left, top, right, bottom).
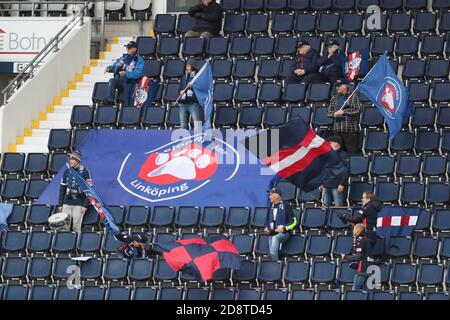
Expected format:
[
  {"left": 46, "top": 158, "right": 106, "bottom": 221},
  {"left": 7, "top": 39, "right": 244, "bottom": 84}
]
[
  {"left": 46, "top": 113, "right": 73, "bottom": 121},
  {"left": 16, "top": 145, "right": 49, "bottom": 153},
  {"left": 83, "top": 74, "right": 112, "bottom": 83},
  {"left": 61, "top": 97, "right": 92, "bottom": 106},
  {"left": 67, "top": 89, "right": 93, "bottom": 97},
  {"left": 39, "top": 120, "right": 71, "bottom": 129}
]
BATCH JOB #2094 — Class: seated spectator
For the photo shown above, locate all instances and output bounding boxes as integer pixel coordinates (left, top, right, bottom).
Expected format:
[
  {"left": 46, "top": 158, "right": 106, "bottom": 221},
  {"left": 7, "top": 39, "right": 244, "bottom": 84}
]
[
  {"left": 179, "top": 59, "right": 203, "bottom": 131},
  {"left": 186, "top": 0, "right": 224, "bottom": 39},
  {"left": 115, "top": 232, "right": 151, "bottom": 258},
  {"left": 316, "top": 40, "right": 347, "bottom": 84},
  {"left": 327, "top": 80, "right": 362, "bottom": 155},
  {"left": 320, "top": 136, "right": 350, "bottom": 207},
  {"left": 285, "top": 40, "right": 320, "bottom": 85},
  {"left": 104, "top": 41, "right": 144, "bottom": 107}
]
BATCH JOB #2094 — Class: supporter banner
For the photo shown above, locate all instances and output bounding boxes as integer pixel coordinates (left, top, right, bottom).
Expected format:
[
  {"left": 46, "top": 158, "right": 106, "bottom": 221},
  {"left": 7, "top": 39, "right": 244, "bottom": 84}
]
[
  {"left": 37, "top": 130, "right": 273, "bottom": 207},
  {"left": 0, "top": 17, "right": 69, "bottom": 63}
]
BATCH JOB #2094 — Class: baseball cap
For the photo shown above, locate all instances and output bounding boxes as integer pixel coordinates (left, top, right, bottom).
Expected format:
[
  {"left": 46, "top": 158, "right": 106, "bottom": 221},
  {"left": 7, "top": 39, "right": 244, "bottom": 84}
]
[
  {"left": 296, "top": 40, "right": 310, "bottom": 48},
  {"left": 327, "top": 39, "right": 340, "bottom": 47},
  {"left": 267, "top": 187, "right": 282, "bottom": 196},
  {"left": 335, "top": 79, "right": 347, "bottom": 87},
  {"left": 68, "top": 150, "right": 82, "bottom": 162},
  {"left": 124, "top": 41, "right": 138, "bottom": 49},
  {"left": 132, "top": 233, "right": 148, "bottom": 243}
]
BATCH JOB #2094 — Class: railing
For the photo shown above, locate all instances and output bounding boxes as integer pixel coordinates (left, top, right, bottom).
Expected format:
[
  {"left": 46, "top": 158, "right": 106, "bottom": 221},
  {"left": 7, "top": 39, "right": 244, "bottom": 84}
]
[{"left": 0, "top": 1, "right": 92, "bottom": 105}]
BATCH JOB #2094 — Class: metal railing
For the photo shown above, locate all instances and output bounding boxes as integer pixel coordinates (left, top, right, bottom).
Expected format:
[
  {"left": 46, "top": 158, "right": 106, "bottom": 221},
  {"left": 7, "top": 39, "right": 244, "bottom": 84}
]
[{"left": 0, "top": 1, "right": 92, "bottom": 105}]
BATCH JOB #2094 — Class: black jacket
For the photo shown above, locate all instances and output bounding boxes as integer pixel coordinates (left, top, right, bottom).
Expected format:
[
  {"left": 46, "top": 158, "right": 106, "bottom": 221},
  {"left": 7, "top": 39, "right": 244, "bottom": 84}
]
[
  {"left": 289, "top": 48, "right": 321, "bottom": 75},
  {"left": 188, "top": 1, "right": 224, "bottom": 35},
  {"left": 345, "top": 200, "right": 383, "bottom": 241},
  {"left": 317, "top": 49, "right": 347, "bottom": 82},
  {"left": 322, "top": 148, "right": 350, "bottom": 189},
  {"left": 345, "top": 232, "right": 371, "bottom": 274}
]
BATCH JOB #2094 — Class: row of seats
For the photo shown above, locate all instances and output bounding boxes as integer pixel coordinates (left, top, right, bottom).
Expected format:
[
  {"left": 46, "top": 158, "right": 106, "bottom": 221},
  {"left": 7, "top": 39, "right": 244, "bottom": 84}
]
[
  {"left": 1, "top": 283, "right": 449, "bottom": 300},
  {"left": 2, "top": 254, "right": 450, "bottom": 290},
  {"left": 155, "top": 11, "right": 450, "bottom": 38},
  {"left": 0, "top": 152, "right": 68, "bottom": 177},
  {"left": 136, "top": 34, "right": 450, "bottom": 61},
  {"left": 0, "top": 179, "right": 49, "bottom": 203}
]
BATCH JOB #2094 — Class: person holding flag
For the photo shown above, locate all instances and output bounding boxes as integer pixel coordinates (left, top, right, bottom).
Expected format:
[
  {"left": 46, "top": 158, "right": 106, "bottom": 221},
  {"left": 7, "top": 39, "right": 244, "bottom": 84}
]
[{"left": 179, "top": 59, "right": 203, "bottom": 131}]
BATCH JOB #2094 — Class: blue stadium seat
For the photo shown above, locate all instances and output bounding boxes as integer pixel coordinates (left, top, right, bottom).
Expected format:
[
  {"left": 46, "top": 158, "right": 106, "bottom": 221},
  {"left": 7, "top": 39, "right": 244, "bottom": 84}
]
[
  {"left": 94, "top": 105, "right": 118, "bottom": 128},
  {"left": 333, "top": 0, "right": 356, "bottom": 11},
  {"left": 301, "top": 208, "right": 327, "bottom": 231},
  {"left": 401, "top": 181, "right": 425, "bottom": 205},
  {"left": 232, "top": 259, "right": 257, "bottom": 283},
  {"left": 398, "top": 291, "right": 423, "bottom": 301},
  {"left": 221, "top": 0, "right": 241, "bottom": 11},
  {"left": 290, "top": 289, "right": 315, "bottom": 300},
  {"left": 142, "top": 59, "right": 162, "bottom": 79},
  {"left": 405, "top": 0, "right": 427, "bottom": 11},
  {"left": 317, "top": 290, "right": 341, "bottom": 300},
  {"left": 333, "top": 235, "right": 353, "bottom": 258},
  {"left": 402, "top": 59, "right": 426, "bottom": 81},
  {"left": 431, "top": 82, "right": 450, "bottom": 106},
  {"left": 214, "top": 82, "right": 234, "bottom": 105},
  {"left": 153, "top": 232, "right": 177, "bottom": 246},
  {"left": 311, "top": 106, "right": 333, "bottom": 129},
  {"left": 349, "top": 155, "right": 369, "bottom": 177},
  {"left": 2, "top": 230, "right": 28, "bottom": 253},
  {"left": 432, "top": 209, "right": 450, "bottom": 233},
  {"left": 264, "top": 289, "right": 289, "bottom": 300},
  {"left": 426, "top": 182, "right": 450, "bottom": 206},
  {"left": 258, "top": 82, "right": 282, "bottom": 105},
  {"left": 175, "top": 206, "right": 200, "bottom": 230},
  {"left": 258, "top": 260, "right": 282, "bottom": 284},
  {"left": 53, "top": 257, "right": 73, "bottom": 280},
  {"left": 294, "top": 13, "right": 317, "bottom": 34},
  {"left": 361, "top": 106, "right": 383, "bottom": 128},
  {"left": 225, "top": 207, "right": 250, "bottom": 231},
  {"left": 306, "top": 234, "right": 332, "bottom": 258},
  {"left": 27, "top": 204, "right": 52, "bottom": 227},
  {"left": 283, "top": 83, "right": 307, "bottom": 106},
  {"left": 129, "top": 258, "right": 153, "bottom": 283},
  {"left": 230, "top": 36, "right": 253, "bottom": 58},
  {"left": 182, "top": 37, "right": 205, "bottom": 58},
  {"left": 80, "top": 257, "right": 103, "bottom": 281},
  {"left": 344, "top": 291, "right": 368, "bottom": 300},
  {"left": 371, "top": 290, "right": 395, "bottom": 300},
  {"left": 390, "top": 131, "right": 415, "bottom": 154},
  {"left": 239, "top": 106, "right": 263, "bottom": 128},
  {"left": 246, "top": 13, "right": 269, "bottom": 35},
  {"left": 311, "top": 260, "right": 336, "bottom": 285},
  {"left": 92, "top": 82, "right": 109, "bottom": 104},
  {"left": 211, "top": 288, "right": 236, "bottom": 300},
  {"left": 106, "top": 287, "right": 132, "bottom": 300},
  {"left": 337, "top": 261, "right": 358, "bottom": 285},
  {"left": 279, "top": 57, "right": 295, "bottom": 79},
  {"left": 317, "top": 12, "right": 340, "bottom": 35},
  {"left": 206, "top": 37, "right": 229, "bottom": 57},
  {"left": 388, "top": 12, "right": 412, "bottom": 35},
  {"left": 214, "top": 106, "right": 238, "bottom": 128},
  {"left": 271, "top": 12, "right": 294, "bottom": 35},
  {"left": 232, "top": 59, "right": 256, "bottom": 80},
  {"left": 415, "top": 209, "right": 431, "bottom": 233},
  {"left": 28, "top": 231, "right": 52, "bottom": 253},
  {"left": 125, "top": 206, "right": 150, "bottom": 229},
  {"left": 289, "top": 107, "right": 311, "bottom": 123},
  {"left": 408, "top": 82, "right": 430, "bottom": 106},
  {"left": 370, "top": 154, "right": 395, "bottom": 177},
  {"left": 25, "top": 153, "right": 49, "bottom": 177},
  {"left": 154, "top": 258, "right": 177, "bottom": 283},
  {"left": 72, "top": 129, "right": 90, "bottom": 150},
  {"left": 212, "top": 59, "right": 232, "bottom": 80},
  {"left": 162, "top": 59, "right": 185, "bottom": 80},
  {"left": 236, "top": 288, "right": 261, "bottom": 300},
  {"left": 310, "top": 0, "right": 332, "bottom": 10},
  {"left": 371, "top": 35, "right": 395, "bottom": 57},
  {"left": 104, "top": 257, "right": 128, "bottom": 282},
  {"left": 223, "top": 13, "right": 246, "bottom": 35},
  {"left": 426, "top": 292, "right": 449, "bottom": 300},
  {"left": 385, "top": 236, "right": 412, "bottom": 258},
  {"left": 396, "top": 35, "right": 419, "bottom": 61},
  {"left": 281, "top": 234, "right": 306, "bottom": 257},
  {"left": 234, "top": 82, "right": 258, "bottom": 105},
  {"left": 243, "top": 0, "right": 264, "bottom": 11},
  {"left": 364, "top": 130, "right": 388, "bottom": 153},
  {"left": 154, "top": 14, "right": 176, "bottom": 35},
  {"left": 443, "top": 130, "right": 450, "bottom": 153},
  {"left": 263, "top": 106, "right": 288, "bottom": 128},
  {"left": 274, "top": 36, "right": 297, "bottom": 58},
  {"left": 426, "top": 59, "right": 450, "bottom": 81},
  {"left": 1, "top": 178, "right": 26, "bottom": 202},
  {"left": 328, "top": 209, "right": 351, "bottom": 231},
  {"left": 157, "top": 36, "right": 180, "bottom": 58},
  {"left": 7, "top": 204, "right": 27, "bottom": 227},
  {"left": 25, "top": 179, "right": 49, "bottom": 201},
  {"left": 376, "top": 182, "right": 400, "bottom": 204},
  {"left": 421, "top": 35, "right": 444, "bottom": 58},
  {"left": 349, "top": 181, "right": 374, "bottom": 204},
  {"left": 307, "top": 83, "right": 331, "bottom": 106},
  {"left": 28, "top": 257, "right": 52, "bottom": 280},
  {"left": 52, "top": 231, "right": 77, "bottom": 254},
  {"left": 199, "top": 206, "right": 225, "bottom": 230},
  {"left": 231, "top": 234, "right": 254, "bottom": 256},
  {"left": 249, "top": 207, "right": 268, "bottom": 231},
  {"left": 176, "top": 14, "right": 195, "bottom": 35},
  {"left": 434, "top": 0, "right": 450, "bottom": 11},
  {"left": 136, "top": 36, "right": 157, "bottom": 58},
  {"left": 81, "top": 286, "right": 106, "bottom": 300},
  {"left": 284, "top": 260, "right": 310, "bottom": 287},
  {"left": 255, "top": 234, "right": 270, "bottom": 256},
  {"left": 133, "top": 287, "right": 158, "bottom": 300},
  {"left": 422, "top": 155, "right": 447, "bottom": 178},
  {"left": 437, "top": 107, "right": 450, "bottom": 128},
  {"left": 418, "top": 263, "right": 444, "bottom": 289},
  {"left": 3, "top": 284, "right": 29, "bottom": 300},
  {"left": 342, "top": 13, "right": 364, "bottom": 36},
  {"left": 78, "top": 232, "right": 102, "bottom": 254},
  {"left": 159, "top": 287, "right": 183, "bottom": 300},
  {"left": 257, "top": 59, "right": 280, "bottom": 81},
  {"left": 55, "top": 286, "right": 80, "bottom": 300},
  {"left": 184, "top": 287, "right": 209, "bottom": 300},
  {"left": 3, "top": 256, "right": 27, "bottom": 280},
  {"left": 391, "top": 262, "right": 417, "bottom": 288}
]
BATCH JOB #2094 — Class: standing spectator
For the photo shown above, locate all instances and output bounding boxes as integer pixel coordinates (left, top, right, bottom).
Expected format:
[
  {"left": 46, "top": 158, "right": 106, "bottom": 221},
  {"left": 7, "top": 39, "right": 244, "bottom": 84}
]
[
  {"left": 316, "top": 40, "right": 347, "bottom": 83},
  {"left": 115, "top": 232, "right": 151, "bottom": 258},
  {"left": 338, "top": 192, "right": 383, "bottom": 244},
  {"left": 179, "top": 59, "right": 202, "bottom": 131},
  {"left": 343, "top": 223, "right": 373, "bottom": 294},
  {"left": 186, "top": 0, "right": 224, "bottom": 39},
  {"left": 328, "top": 80, "right": 362, "bottom": 154},
  {"left": 286, "top": 40, "right": 320, "bottom": 85},
  {"left": 104, "top": 41, "right": 144, "bottom": 107},
  {"left": 320, "top": 136, "right": 350, "bottom": 207},
  {"left": 58, "top": 151, "right": 92, "bottom": 234},
  {"left": 264, "top": 188, "right": 297, "bottom": 260}
]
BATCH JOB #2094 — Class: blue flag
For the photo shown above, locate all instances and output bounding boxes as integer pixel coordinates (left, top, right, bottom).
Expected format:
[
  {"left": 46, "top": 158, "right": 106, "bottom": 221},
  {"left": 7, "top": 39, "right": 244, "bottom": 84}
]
[
  {"left": 376, "top": 206, "right": 420, "bottom": 241},
  {"left": 68, "top": 164, "right": 120, "bottom": 236},
  {"left": 357, "top": 53, "right": 413, "bottom": 139},
  {"left": 191, "top": 61, "right": 213, "bottom": 131}
]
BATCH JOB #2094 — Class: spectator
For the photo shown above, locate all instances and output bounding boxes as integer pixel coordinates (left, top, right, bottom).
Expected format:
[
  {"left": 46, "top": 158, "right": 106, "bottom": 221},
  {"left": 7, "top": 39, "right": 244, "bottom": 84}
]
[
  {"left": 316, "top": 40, "right": 347, "bottom": 83},
  {"left": 58, "top": 151, "right": 92, "bottom": 234},
  {"left": 328, "top": 79, "right": 362, "bottom": 154},
  {"left": 286, "top": 40, "right": 320, "bottom": 85},
  {"left": 104, "top": 40, "right": 144, "bottom": 107},
  {"left": 179, "top": 59, "right": 202, "bottom": 131},
  {"left": 343, "top": 223, "right": 373, "bottom": 294},
  {"left": 338, "top": 191, "right": 383, "bottom": 244},
  {"left": 320, "top": 136, "right": 350, "bottom": 207},
  {"left": 264, "top": 188, "right": 297, "bottom": 260},
  {"left": 115, "top": 232, "right": 151, "bottom": 258},
  {"left": 186, "top": 0, "right": 224, "bottom": 39}
]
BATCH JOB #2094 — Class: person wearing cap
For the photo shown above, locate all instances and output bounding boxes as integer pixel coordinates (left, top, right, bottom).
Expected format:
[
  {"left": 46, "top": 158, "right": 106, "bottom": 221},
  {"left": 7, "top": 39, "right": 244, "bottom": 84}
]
[
  {"left": 327, "top": 79, "right": 362, "bottom": 154},
  {"left": 320, "top": 135, "right": 350, "bottom": 207},
  {"left": 286, "top": 40, "right": 321, "bottom": 85},
  {"left": 316, "top": 40, "right": 347, "bottom": 84},
  {"left": 104, "top": 40, "right": 144, "bottom": 107},
  {"left": 179, "top": 59, "right": 203, "bottom": 131},
  {"left": 58, "top": 151, "right": 92, "bottom": 234},
  {"left": 115, "top": 232, "right": 151, "bottom": 258},
  {"left": 264, "top": 188, "right": 297, "bottom": 260},
  {"left": 186, "top": 0, "right": 224, "bottom": 39}
]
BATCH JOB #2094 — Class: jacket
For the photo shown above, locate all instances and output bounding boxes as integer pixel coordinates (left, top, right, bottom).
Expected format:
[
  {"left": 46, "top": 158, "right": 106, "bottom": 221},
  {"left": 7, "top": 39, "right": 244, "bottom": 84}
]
[
  {"left": 345, "top": 200, "right": 383, "bottom": 241},
  {"left": 345, "top": 231, "right": 371, "bottom": 274},
  {"left": 180, "top": 71, "right": 198, "bottom": 104},
  {"left": 327, "top": 90, "right": 362, "bottom": 133},
  {"left": 290, "top": 48, "right": 321, "bottom": 75},
  {"left": 188, "top": 1, "right": 224, "bottom": 35},
  {"left": 265, "top": 201, "right": 297, "bottom": 234},
  {"left": 58, "top": 165, "right": 92, "bottom": 208},
  {"left": 322, "top": 148, "right": 350, "bottom": 188},
  {"left": 317, "top": 49, "right": 347, "bottom": 81},
  {"left": 108, "top": 53, "right": 144, "bottom": 80}
]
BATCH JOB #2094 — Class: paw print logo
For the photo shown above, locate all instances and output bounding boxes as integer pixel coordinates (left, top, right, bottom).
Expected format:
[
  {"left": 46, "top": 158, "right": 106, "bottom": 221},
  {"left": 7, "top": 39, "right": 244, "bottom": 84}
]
[{"left": 138, "top": 144, "right": 218, "bottom": 185}]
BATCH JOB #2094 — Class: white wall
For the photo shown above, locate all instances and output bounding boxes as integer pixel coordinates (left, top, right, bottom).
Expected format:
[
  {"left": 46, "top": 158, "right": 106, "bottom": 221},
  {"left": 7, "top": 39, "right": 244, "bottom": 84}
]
[{"left": 0, "top": 18, "right": 91, "bottom": 153}]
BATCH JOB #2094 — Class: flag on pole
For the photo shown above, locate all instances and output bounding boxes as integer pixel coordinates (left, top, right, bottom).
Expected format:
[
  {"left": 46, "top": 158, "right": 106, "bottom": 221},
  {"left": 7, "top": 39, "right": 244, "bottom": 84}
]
[
  {"left": 68, "top": 164, "right": 120, "bottom": 235},
  {"left": 243, "top": 118, "right": 340, "bottom": 193},
  {"left": 190, "top": 61, "right": 214, "bottom": 131},
  {"left": 357, "top": 53, "right": 413, "bottom": 139},
  {"left": 345, "top": 48, "right": 370, "bottom": 81}
]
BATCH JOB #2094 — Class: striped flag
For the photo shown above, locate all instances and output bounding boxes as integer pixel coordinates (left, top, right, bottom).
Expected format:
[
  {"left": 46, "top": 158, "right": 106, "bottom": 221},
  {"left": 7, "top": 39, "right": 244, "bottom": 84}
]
[
  {"left": 376, "top": 207, "right": 420, "bottom": 240},
  {"left": 345, "top": 49, "right": 370, "bottom": 82},
  {"left": 244, "top": 118, "right": 340, "bottom": 193}
]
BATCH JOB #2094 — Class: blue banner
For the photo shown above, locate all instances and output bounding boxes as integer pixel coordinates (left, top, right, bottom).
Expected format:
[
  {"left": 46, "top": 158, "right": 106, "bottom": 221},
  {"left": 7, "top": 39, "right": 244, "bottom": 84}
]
[
  {"left": 37, "top": 130, "right": 273, "bottom": 208},
  {"left": 357, "top": 53, "right": 413, "bottom": 139},
  {"left": 191, "top": 61, "right": 213, "bottom": 131},
  {"left": 376, "top": 206, "right": 420, "bottom": 240}
]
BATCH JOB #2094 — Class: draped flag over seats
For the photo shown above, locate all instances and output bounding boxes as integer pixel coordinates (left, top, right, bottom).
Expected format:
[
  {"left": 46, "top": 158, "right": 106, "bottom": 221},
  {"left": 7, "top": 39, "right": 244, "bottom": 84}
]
[
  {"left": 190, "top": 61, "right": 213, "bottom": 130},
  {"left": 133, "top": 76, "right": 159, "bottom": 108},
  {"left": 154, "top": 237, "right": 241, "bottom": 282},
  {"left": 345, "top": 48, "right": 369, "bottom": 81},
  {"left": 376, "top": 206, "right": 420, "bottom": 240},
  {"left": 68, "top": 164, "right": 120, "bottom": 236},
  {"left": 244, "top": 118, "right": 340, "bottom": 193}
]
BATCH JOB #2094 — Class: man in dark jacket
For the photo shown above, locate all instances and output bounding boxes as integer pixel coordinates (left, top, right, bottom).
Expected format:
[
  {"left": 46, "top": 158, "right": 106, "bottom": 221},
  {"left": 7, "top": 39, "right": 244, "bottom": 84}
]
[
  {"left": 264, "top": 188, "right": 297, "bottom": 260},
  {"left": 115, "top": 232, "right": 152, "bottom": 258},
  {"left": 338, "top": 191, "right": 383, "bottom": 244},
  {"left": 186, "top": 0, "right": 224, "bottom": 38},
  {"left": 286, "top": 40, "right": 320, "bottom": 85},
  {"left": 316, "top": 40, "right": 347, "bottom": 84},
  {"left": 58, "top": 151, "right": 92, "bottom": 234},
  {"left": 321, "top": 135, "right": 350, "bottom": 207}
]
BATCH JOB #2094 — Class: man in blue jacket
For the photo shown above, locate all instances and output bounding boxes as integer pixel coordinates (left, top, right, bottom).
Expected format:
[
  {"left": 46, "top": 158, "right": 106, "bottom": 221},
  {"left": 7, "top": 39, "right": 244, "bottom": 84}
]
[
  {"left": 321, "top": 135, "right": 350, "bottom": 207},
  {"left": 316, "top": 40, "right": 347, "bottom": 84},
  {"left": 104, "top": 40, "right": 144, "bottom": 107},
  {"left": 264, "top": 188, "right": 297, "bottom": 260},
  {"left": 286, "top": 40, "right": 321, "bottom": 85}
]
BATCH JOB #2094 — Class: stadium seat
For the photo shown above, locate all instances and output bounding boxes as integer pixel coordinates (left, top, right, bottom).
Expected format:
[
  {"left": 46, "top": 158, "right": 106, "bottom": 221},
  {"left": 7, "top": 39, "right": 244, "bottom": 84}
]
[
  {"left": 154, "top": 259, "right": 178, "bottom": 283},
  {"left": 436, "top": 107, "right": 450, "bottom": 128},
  {"left": 418, "top": 263, "right": 444, "bottom": 289},
  {"left": 92, "top": 82, "right": 109, "bottom": 104},
  {"left": 421, "top": 35, "right": 445, "bottom": 58},
  {"left": 333, "top": 235, "right": 353, "bottom": 258},
  {"left": 26, "top": 204, "right": 52, "bottom": 227},
  {"left": 249, "top": 207, "right": 268, "bottom": 231},
  {"left": 396, "top": 35, "right": 419, "bottom": 62},
  {"left": 311, "top": 260, "right": 336, "bottom": 285},
  {"left": 391, "top": 262, "right": 417, "bottom": 288},
  {"left": 290, "top": 289, "right": 315, "bottom": 300},
  {"left": 182, "top": 37, "right": 205, "bottom": 57},
  {"left": 106, "top": 287, "right": 132, "bottom": 300},
  {"left": 81, "top": 286, "right": 106, "bottom": 300},
  {"left": 129, "top": 258, "right": 153, "bottom": 283},
  {"left": 2, "top": 230, "right": 28, "bottom": 253},
  {"left": 246, "top": 13, "right": 269, "bottom": 35},
  {"left": 426, "top": 292, "right": 449, "bottom": 300},
  {"left": 344, "top": 291, "right": 368, "bottom": 300},
  {"left": 211, "top": 288, "right": 236, "bottom": 300},
  {"left": 349, "top": 181, "right": 374, "bottom": 204},
  {"left": 307, "top": 83, "right": 331, "bottom": 106},
  {"left": 199, "top": 206, "right": 225, "bottom": 230},
  {"left": 271, "top": 12, "right": 294, "bottom": 35},
  {"left": 289, "top": 107, "right": 311, "bottom": 123},
  {"left": 432, "top": 209, "right": 450, "bottom": 233},
  {"left": 311, "top": 107, "right": 333, "bottom": 129},
  {"left": 391, "top": 131, "right": 415, "bottom": 154},
  {"left": 364, "top": 130, "right": 388, "bottom": 153},
  {"left": 236, "top": 288, "right": 261, "bottom": 300},
  {"left": 371, "top": 35, "right": 395, "bottom": 57},
  {"left": 55, "top": 286, "right": 80, "bottom": 300},
  {"left": 231, "top": 234, "right": 254, "bottom": 256},
  {"left": 439, "top": 12, "right": 450, "bottom": 34},
  {"left": 148, "top": 206, "right": 173, "bottom": 230},
  {"left": 71, "top": 105, "right": 94, "bottom": 128},
  {"left": 375, "top": 181, "right": 400, "bottom": 204},
  {"left": 77, "top": 231, "right": 102, "bottom": 254},
  {"left": 176, "top": 14, "right": 195, "bottom": 35},
  {"left": 408, "top": 82, "right": 431, "bottom": 106},
  {"left": 255, "top": 234, "right": 270, "bottom": 256},
  {"left": 401, "top": 181, "right": 426, "bottom": 205},
  {"left": 133, "top": 287, "right": 158, "bottom": 300},
  {"left": 258, "top": 82, "right": 282, "bottom": 105},
  {"left": 206, "top": 37, "right": 229, "bottom": 57},
  {"left": 426, "top": 59, "right": 450, "bottom": 81},
  {"left": 80, "top": 257, "right": 103, "bottom": 281},
  {"left": 370, "top": 154, "right": 395, "bottom": 178},
  {"left": 184, "top": 287, "right": 209, "bottom": 300},
  {"left": 25, "top": 179, "right": 49, "bottom": 202},
  {"left": 225, "top": 207, "right": 250, "bottom": 231},
  {"left": 52, "top": 231, "right": 77, "bottom": 254},
  {"left": 157, "top": 36, "right": 181, "bottom": 58},
  {"left": 7, "top": 204, "right": 27, "bottom": 228},
  {"left": 1, "top": 153, "right": 25, "bottom": 177},
  {"left": 223, "top": 13, "right": 246, "bottom": 35},
  {"left": 52, "top": 257, "right": 73, "bottom": 280},
  {"left": 422, "top": 155, "right": 447, "bottom": 178},
  {"left": 212, "top": 59, "right": 232, "bottom": 81},
  {"left": 3, "top": 285, "right": 29, "bottom": 300},
  {"left": 371, "top": 291, "right": 395, "bottom": 300},
  {"left": 317, "top": 12, "right": 340, "bottom": 35},
  {"left": 341, "top": 13, "right": 364, "bottom": 35},
  {"left": 142, "top": 106, "right": 166, "bottom": 129},
  {"left": 361, "top": 106, "right": 383, "bottom": 128},
  {"left": 258, "top": 260, "right": 283, "bottom": 284},
  {"left": 125, "top": 206, "right": 150, "bottom": 229},
  {"left": 136, "top": 37, "right": 157, "bottom": 58},
  {"left": 3, "top": 256, "right": 27, "bottom": 280},
  {"left": 317, "top": 290, "right": 341, "bottom": 300},
  {"left": 337, "top": 261, "right": 358, "bottom": 285},
  {"left": 221, "top": 0, "right": 242, "bottom": 11},
  {"left": 232, "top": 59, "right": 256, "bottom": 80},
  {"left": 232, "top": 259, "right": 257, "bottom": 283},
  {"left": 28, "top": 257, "right": 52, "bottom": 280},
  {"left": 426, "top": 182, "right": 450, "bottom": 206},
  {"left": 264, "top": 289, "right": 289, "bottom": 300},
  {"left": 142, "top": 59, "right": 162, "bottom": 79},
  {"left": 154, "top": 14, "right": 176, "bottom": 35},
  {"left": 306, "top": 234, "right": 332, "bottom": 258},
  {"left": 398, "top": 291, "right": 423, "bottom": 301},
  {"left": 301, "top": 208, "right": 327, "bottom": 231},
  {"left": 284, "top": 260, "right": 310, "bottom": 286},
  {"left": 94, "top": 105, "right": 118, "bottom": 128},
  {"left": 293, "top": 13, "right": 317, "bottom": 35},
  {"left": 431, "top": 82, "right": 450, "bottom": 106},
  {"left": 402, "top": 59, "right": 426, "bottom": 81},
  {"left": 327, "top": 209, "right": 351, "bottom": 231},
  {"left": 388, "top": 12, "right": 412, "bottom": 35},
  {"left": 24, "top": 153, "right": 49, "bottom": 177},
  {"left": 349, "top": 155, "right": 369, "bottom": 177},
  {"left": 104, "top": 257, "right": 128, "bottom": 282},
  {"left": 385, "top": 236, "right": 412, "bottom": 258},
  {"left": 28, "top": 231, "right": 52, "bottom": 253}
]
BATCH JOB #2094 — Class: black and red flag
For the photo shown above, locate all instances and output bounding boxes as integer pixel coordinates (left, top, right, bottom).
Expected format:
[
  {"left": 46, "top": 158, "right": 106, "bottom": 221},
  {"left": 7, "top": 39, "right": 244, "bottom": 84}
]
[{"left": 154, "top": 237, "right": 241, "bottom": 282}]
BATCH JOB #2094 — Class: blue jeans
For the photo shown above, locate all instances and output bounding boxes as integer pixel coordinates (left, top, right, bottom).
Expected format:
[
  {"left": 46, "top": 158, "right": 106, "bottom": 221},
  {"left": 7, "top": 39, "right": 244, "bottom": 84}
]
[
  {"left": 322, "top": 187, "right": 345, "bottom": 206},
  {"left": 179, "top": 102, "right": 202, "bottom": 130},
  {"left": 107, "top": 77, "right": 136, "bottom": 107},
  {"left": 352, "top": 273, "right": 373, "bottom": 298},
  {"left": 269, "top": 232, "right": 290, "bottom": 260}
]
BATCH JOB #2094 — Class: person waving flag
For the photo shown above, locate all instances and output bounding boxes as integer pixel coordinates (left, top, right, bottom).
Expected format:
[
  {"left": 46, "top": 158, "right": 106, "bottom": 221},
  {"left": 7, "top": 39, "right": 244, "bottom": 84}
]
[{"left": 190, "top": 60, "right": 214, "bottom": 131}]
